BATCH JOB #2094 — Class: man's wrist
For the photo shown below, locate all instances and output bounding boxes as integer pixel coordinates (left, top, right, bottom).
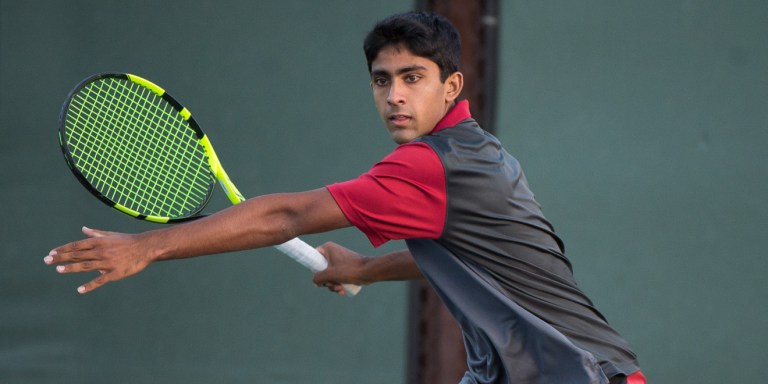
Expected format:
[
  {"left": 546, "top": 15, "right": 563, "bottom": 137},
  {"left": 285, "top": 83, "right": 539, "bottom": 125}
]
[{"left": 139, "top": 229, "right": 174, "bottom": 263}]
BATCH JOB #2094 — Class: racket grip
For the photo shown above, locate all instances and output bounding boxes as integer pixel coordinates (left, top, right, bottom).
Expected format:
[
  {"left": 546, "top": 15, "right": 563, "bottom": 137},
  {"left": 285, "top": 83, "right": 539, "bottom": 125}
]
[{"left": 274, "top": 238, "right": 362, "bottom": 297}]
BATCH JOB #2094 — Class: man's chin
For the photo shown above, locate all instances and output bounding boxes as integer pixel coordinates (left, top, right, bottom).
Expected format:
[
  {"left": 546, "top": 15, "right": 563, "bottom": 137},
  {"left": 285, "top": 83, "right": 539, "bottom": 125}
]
[
  {"left": 388, "top": 124, "right": 431, "bottom": 144},
  {"left": 390, "top": 132, "right": 417, "bottom": 144}
]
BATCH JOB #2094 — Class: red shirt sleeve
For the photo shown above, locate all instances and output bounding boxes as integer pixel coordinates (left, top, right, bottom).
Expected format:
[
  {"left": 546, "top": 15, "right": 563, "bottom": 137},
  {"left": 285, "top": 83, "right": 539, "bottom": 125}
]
[{"left": 326, "top": 142, "right": 446, "bottom": 247}]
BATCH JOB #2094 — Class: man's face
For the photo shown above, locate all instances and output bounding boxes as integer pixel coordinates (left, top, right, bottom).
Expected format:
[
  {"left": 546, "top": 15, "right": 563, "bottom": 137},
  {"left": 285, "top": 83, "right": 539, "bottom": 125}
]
[{"left": 370, "top": 44, "right": 460, "bottom": 144}]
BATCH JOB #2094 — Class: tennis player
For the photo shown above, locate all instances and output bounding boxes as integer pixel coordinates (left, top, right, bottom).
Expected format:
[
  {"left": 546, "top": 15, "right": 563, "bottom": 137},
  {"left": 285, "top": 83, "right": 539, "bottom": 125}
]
[{"left": 47, "top": 12, "right": 644, "bottom": 384}]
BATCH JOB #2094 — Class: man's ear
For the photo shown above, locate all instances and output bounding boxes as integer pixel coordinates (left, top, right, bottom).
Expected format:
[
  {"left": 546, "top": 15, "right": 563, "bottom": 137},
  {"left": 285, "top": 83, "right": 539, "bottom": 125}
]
[{"left": 445, "top": 71, "right": 464, "bottom": 102}]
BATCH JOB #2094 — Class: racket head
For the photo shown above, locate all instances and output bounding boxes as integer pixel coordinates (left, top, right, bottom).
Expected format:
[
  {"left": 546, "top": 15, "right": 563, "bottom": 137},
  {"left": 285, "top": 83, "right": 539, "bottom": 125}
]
[{"left": 58, "top": 72, "right": 215, "bottom": 223}]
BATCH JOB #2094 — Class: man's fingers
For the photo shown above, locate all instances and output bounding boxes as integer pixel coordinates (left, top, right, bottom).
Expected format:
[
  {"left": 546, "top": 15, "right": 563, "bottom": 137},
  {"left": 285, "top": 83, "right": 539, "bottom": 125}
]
[
  {"left": 77, "top": 273, "right": 113, "bottom": 294},
  {"left": 44, "top": 252, "right": 55, "bottom": 265},
  {"left": 50, "top": 258, "right": 114, "bottom": 294},
  {"left": 45, "top": 226, "right": 111, "bottom": 265},
  {"left": 55, "top": 260, "right": 104, "bottom": 274},
  {"left": 46, "top": 239, "right": 99, "bottom": 264},
  {"left": 315, "top": 243, "right": 333, "bottom": 260},
  {"left": 46, "top": 229, "right": 148, "bottom": 294},
  {"left": 312, "top": 269, "right": 333, "bottom": 286},
  {"left": 45, "top": 248, "right": 92, "bottom": 265},
  {"left": 82, "top": 226, "right": 114, "bottom": 238},
  {"left": 318, "top": 282, "right": 346, "bottom": 296}
]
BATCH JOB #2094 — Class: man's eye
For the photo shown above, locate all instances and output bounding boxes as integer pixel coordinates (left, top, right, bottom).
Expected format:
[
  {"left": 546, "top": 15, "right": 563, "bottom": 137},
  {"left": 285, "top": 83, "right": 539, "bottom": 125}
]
[
  {"left": 373, "top": 78, "right": 389, "bottom": 86},
  {"left": 405, "top": 74, "right": 421, "bottom": 82}
]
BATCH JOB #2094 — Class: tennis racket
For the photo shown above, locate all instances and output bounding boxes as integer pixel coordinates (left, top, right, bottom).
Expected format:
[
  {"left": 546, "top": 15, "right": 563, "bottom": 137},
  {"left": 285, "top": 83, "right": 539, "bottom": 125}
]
[{"left": 58, "top": 72, "right": 361, "bottom": 296}]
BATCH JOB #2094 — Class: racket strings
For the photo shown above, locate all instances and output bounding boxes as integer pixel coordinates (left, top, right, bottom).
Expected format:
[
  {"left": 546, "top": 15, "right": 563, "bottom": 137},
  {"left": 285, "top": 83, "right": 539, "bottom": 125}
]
[
  {"left": 71, "top": 82, "right": 208, "bottom": 216},
  {"left": 89, "top": 78, "right": 209, "bottom": 213},
  {"left": 64, "top": 77, "right": 213, "bottom": 218},
  {"left": 108, "top": 81, "right": 204, "bottom": 211}
]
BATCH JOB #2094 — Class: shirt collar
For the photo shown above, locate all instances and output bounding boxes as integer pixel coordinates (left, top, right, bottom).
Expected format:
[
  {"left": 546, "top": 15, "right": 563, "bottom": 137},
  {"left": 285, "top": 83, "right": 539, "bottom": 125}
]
[{"left": 432, "top": 100, "right": 472, "bottom": 134}]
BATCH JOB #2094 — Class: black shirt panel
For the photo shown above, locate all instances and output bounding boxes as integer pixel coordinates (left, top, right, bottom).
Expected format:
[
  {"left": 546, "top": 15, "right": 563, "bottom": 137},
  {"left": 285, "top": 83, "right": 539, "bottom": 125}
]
[{"left": 410, "top": 120, "right": 640, "bottom": 381}]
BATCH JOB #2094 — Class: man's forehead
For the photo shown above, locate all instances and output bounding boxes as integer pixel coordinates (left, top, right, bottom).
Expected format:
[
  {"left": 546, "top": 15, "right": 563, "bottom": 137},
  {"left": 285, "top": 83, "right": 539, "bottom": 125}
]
[{"left": 371, "top": 45, "right": 438, "bottom": 74}]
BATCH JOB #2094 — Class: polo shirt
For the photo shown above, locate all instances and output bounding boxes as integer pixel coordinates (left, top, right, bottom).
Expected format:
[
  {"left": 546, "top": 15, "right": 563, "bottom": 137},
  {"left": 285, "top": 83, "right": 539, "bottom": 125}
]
[{"left": 327, "top": 101, "right": 641, "bottom": 383}]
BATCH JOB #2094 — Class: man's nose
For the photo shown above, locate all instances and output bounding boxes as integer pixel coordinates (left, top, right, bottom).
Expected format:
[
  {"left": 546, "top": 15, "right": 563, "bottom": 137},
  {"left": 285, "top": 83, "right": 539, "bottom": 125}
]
[{"left": 386, "top": 81, "right": 405, "bottom": 105}]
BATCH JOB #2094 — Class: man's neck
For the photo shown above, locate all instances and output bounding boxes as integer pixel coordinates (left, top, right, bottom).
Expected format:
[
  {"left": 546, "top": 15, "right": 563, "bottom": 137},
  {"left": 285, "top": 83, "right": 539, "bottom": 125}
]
[{"left": 431, "top": 100, "right": 472, "bottom": 134}]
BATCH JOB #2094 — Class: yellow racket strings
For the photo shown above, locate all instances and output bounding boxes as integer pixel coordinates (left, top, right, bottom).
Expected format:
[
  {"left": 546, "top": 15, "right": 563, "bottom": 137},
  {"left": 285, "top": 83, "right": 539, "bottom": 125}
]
[{"left": 64, "top": 77, "right": 213, "bottom": 219}]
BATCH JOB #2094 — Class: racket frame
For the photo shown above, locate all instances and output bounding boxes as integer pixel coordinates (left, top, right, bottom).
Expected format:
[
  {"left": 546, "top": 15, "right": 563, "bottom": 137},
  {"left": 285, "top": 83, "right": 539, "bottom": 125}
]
[{"left": 58, "top": 72, "right": 361, "bottom": 295}]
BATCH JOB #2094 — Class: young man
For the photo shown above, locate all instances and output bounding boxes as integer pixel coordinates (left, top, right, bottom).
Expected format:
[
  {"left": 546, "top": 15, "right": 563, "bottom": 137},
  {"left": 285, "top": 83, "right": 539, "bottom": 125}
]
[{"left": 47, "top": 12, "right": 644, "bottom": 384}]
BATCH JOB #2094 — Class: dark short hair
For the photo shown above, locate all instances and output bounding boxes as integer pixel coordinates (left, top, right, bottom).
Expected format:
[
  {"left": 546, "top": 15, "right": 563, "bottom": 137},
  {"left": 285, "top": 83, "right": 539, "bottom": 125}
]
[{"left": 364, "top": 12, "right": 461, "bottom": 82}]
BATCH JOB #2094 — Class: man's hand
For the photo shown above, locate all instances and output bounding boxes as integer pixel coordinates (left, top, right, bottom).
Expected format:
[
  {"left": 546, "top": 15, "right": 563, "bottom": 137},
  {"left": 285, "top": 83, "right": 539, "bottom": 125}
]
[
  {"left": 313, "top": 242, "right": 367, "bottom": 296},
  {"left": 313, "top": 243, "right": 423, "bottom": 296},
  {"left": 44, "top": 226, "right": 156, "bottom": 294}
]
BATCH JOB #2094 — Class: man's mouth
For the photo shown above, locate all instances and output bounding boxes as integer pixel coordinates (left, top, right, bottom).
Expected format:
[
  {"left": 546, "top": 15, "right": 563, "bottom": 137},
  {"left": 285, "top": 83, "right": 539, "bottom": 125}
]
[{"left": 389, "top": 113, "right": 412, "bottom": 125}]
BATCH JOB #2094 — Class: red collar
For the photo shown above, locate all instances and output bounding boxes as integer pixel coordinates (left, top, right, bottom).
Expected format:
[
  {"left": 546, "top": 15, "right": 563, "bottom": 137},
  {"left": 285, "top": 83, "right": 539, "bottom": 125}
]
[{"left": 432, "top": 100, "right": 471, "bottom": 134}]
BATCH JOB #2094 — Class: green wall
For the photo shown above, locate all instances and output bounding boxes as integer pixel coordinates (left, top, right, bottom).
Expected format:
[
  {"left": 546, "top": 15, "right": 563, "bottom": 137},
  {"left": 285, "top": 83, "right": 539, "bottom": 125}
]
[
  {"left": 497, "top": 1, "right": 768, "bottom": 382},
  {"left": 3, "top": 1, "right": 767, "bottom": 383},
  {"left": 1, "top": 1, "right": 411, "bottom": 383}
]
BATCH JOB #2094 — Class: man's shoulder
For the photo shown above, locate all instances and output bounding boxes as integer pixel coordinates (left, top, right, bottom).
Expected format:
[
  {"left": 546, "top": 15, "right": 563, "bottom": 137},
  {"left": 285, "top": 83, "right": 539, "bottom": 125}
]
[
  {"left": 372, "top": 141, "right": 443, "bottom": 175},
  {"left": 417, "top": 119, "right": 499, "bottom": 153}
]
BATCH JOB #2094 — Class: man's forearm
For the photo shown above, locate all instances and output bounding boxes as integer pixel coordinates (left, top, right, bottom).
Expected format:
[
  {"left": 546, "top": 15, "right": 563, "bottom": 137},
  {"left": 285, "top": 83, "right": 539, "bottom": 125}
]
[
  {"left": 360, "top": 249, "right": 423, "bottom": 284},
  {"left": 152, "top": 189, "right": 350, "bottom": 263},
  {"left": 47, "top": 188, "right": 351, "bottom": 294},
  {"left": 151, "top": 194, "right": 302, "bottom": 262}
]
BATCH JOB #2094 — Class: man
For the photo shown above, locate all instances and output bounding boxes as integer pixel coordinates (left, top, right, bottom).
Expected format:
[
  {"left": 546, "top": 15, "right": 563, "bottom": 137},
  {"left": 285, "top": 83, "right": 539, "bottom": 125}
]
[{"left": 47, "top": 12, "right": 644, "bottom": 383}]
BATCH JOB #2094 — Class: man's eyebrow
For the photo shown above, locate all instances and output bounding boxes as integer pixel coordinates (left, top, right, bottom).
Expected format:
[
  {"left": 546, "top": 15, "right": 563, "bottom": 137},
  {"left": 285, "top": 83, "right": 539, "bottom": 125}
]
[
  {"left": 371, "top": 65, "right": 429, "bottom": 77},
  {"left": 395, "top": 65, "right": 428, "bottom": 74}
]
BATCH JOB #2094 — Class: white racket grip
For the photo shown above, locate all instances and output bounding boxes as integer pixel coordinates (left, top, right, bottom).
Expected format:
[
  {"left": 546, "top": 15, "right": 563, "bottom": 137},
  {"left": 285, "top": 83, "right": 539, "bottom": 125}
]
[{"left": 274, "top": 238, "right": 362, "bottom": 296}]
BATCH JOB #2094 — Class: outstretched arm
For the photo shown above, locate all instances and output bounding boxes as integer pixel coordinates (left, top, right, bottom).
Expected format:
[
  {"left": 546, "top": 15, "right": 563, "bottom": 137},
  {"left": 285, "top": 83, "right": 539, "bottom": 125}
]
[
  {"left": 312, "top": 242, "right": 422, "bottom": 295},
  {"left": 45, "top": 188, "right": 350, "bottom": 294}
]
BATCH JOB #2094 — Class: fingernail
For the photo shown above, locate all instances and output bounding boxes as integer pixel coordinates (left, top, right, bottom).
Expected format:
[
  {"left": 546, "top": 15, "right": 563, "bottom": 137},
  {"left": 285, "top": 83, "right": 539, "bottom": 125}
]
[
  {"left": 77, "top": 286, "right": 86, "bottom": 293},
  {"left": 44, "top": 255, "right": 53, "bottom": 264},
  {"left": 56, "top": 265, "right": 65, "bottom": 273}
]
